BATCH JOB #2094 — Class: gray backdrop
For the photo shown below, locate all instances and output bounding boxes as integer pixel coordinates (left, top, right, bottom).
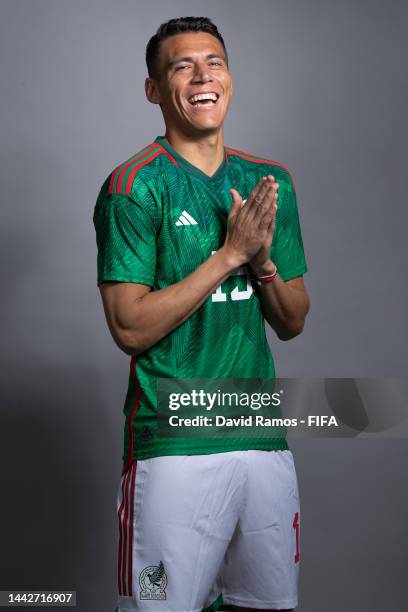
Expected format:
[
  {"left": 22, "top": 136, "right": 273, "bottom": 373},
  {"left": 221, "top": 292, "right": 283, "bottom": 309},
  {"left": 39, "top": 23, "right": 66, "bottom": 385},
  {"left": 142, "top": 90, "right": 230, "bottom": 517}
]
[{"left": 1, "top": 0, "right": 407, "bottom": 610}]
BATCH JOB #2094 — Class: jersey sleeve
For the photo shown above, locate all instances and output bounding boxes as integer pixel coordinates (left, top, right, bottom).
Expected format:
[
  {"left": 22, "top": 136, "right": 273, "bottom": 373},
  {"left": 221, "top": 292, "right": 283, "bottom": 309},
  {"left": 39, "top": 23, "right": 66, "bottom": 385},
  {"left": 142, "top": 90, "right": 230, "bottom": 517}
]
[
  {"left": 270, "top": 173, "right": 308, "bottom": 281},
  {"left": 93, "top": 179, "right": 158, "bottom": 286}
]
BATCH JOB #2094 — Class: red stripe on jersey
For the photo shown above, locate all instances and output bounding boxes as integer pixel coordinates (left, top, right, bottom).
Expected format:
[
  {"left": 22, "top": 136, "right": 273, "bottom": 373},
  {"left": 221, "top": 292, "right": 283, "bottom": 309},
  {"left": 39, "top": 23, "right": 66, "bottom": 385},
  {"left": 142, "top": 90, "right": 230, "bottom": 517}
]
[
  {"left": 225, "top": 147, "right": 296, "bottom": 191},
  {"left": 109, "top": 143, "right": 156, "bottom": 194},
  {"left": 122, "top": 357, "right": 142, "bottom": 472},
  {"left": 117, "top": 474, "right": 125, "bottom": 594},
  {"left": 123, "top": 148, "right": 162, "bottom": 195},
  {"left": 127, "top": 462, "right": 137, "bottom": 594},
  {"left": 123, "top": 144, "right": 178, "bottom": 195},
  {"left": 155, "top": 143, "right": 178, "bottom": 167},
  {"left": 117, "top": 467, "right": 131, "bottom": 596},
  {"left": 293, "top": 511, "right": 300, "bottom": 563},
  {"left": 115, "top": 143, "right": 160, "bottom": 194},
  {"left": 118, "top": 462, "right": 137, "bottom": 596},
  {"left": 121, "top": 463, "right": 135, "bottom": 596}
]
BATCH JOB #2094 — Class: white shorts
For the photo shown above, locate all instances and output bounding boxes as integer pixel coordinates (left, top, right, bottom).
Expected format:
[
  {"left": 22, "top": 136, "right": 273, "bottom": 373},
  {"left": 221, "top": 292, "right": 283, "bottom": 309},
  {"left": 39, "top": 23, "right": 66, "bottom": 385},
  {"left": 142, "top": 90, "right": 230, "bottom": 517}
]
[{"left": 116, "top": 450, "right": 300, "bottom": 612}]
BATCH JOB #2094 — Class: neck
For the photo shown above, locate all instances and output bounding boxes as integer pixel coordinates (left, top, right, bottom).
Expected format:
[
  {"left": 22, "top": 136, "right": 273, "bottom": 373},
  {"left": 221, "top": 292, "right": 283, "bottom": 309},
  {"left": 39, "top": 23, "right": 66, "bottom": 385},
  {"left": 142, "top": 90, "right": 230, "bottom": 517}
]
[{"left": 164, "top": 127, "right": 225, "bottom": 177}]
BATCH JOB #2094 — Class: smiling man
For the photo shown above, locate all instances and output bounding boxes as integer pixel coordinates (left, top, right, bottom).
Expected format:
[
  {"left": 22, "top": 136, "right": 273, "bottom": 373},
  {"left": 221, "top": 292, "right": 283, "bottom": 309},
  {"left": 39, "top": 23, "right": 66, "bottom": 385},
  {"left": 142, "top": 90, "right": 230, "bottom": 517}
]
[{"left": 94, "top": 16, "right": 309, "bottom": 612}]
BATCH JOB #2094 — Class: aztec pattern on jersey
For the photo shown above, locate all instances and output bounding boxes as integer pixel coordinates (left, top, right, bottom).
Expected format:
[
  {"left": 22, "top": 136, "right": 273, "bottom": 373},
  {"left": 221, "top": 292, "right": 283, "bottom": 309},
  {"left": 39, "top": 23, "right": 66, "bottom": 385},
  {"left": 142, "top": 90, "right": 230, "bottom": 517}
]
[{"left": 94, "top": 137, "right": 307, "bottom": 463}]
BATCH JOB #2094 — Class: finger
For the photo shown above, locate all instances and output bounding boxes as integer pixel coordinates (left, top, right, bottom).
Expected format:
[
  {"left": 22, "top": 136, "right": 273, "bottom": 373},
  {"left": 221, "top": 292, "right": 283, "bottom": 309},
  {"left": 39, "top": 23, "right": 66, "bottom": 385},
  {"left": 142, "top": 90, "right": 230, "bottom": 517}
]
[
  {"left": 265, "top": 182, "right": 279, "bottom": 207},
  {"left": 258, "top": 210, "right": 274, "bottom": 231},
  {"left": 264, "top": 177, "right": 279, "bottom": 197},
  {"left": 245, "top": 180, "right": 271, "bottom": 226},
  {"left": 262, "top": 183, "right": 279, "bottom": 215},
  {"left": 229, "top": 188, "right": 244, "bottom": 217},
  {"left": 253, "top": 183, "right": 276, "bottom": 222},
  {"left": 268, "top": 203, "right": 278, "bottom": 232},
  {"left": 265, "top": 175, "right": 278, "bottom": 188},
  {"left": 246, "top": 177, "right": 278, "bottom": 226},
  {"left": 269, "top": 186, "right": 279, "bottom": 213},
  {"left": 246, "top": 176, "right": 268, "bottom": 209},
  {"left": 256, "top": 201, "right": 278, "bottom": 241},
  {"left": 253, "top": 177, "right": 279, "bottom": 212},
  {"left": 264, "top": 176, "right": 280, "bottom": 204}
]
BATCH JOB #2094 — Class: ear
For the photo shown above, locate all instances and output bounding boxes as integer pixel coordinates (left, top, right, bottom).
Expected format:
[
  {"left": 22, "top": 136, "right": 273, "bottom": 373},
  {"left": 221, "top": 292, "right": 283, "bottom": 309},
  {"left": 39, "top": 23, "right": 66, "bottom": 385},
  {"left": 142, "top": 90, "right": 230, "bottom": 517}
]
[{"left": 145, "top": 77, "right": 161, "bottom": 105}]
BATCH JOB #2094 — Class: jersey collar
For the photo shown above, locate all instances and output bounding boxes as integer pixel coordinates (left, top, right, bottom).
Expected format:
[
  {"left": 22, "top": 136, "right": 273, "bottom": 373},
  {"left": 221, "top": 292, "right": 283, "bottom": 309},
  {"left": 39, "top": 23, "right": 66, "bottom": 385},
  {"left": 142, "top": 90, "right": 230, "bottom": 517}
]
[{"left": 155, "top": 136, "right": 228, "bottom": 182}]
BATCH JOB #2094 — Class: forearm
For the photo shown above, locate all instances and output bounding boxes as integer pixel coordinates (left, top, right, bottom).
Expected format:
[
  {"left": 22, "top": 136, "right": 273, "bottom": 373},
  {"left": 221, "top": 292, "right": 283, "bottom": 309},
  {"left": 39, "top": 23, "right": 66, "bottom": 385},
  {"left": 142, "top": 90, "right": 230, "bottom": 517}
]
[
  {"left": 252, "top": 263, "right": 310, "bottom": 340},
  {"left": 113, "top": 247, "right": 239, "bottom": 354}
]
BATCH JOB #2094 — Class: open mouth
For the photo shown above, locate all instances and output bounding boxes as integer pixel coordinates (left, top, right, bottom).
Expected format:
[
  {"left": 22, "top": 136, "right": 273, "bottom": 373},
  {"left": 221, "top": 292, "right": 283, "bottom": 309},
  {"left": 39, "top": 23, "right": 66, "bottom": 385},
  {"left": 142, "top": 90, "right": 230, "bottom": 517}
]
[{"left": 188, "top": 92, "right": 220, "bottom": 107}]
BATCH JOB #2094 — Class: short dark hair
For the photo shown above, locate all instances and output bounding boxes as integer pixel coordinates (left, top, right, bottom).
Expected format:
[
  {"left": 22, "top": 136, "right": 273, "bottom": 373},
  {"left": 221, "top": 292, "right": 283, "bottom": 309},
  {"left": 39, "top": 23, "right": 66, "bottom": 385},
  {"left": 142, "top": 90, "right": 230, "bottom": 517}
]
[{"left": 146, "top": 16, "right": 228, "bottom": 79}]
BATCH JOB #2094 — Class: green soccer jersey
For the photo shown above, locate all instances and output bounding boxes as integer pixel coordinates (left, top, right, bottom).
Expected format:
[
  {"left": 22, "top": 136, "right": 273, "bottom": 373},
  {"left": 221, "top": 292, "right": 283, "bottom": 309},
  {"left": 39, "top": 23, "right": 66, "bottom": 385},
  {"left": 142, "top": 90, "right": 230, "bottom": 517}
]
[{"left": 93, "top": 136, "right": 307, "bottom": 465}]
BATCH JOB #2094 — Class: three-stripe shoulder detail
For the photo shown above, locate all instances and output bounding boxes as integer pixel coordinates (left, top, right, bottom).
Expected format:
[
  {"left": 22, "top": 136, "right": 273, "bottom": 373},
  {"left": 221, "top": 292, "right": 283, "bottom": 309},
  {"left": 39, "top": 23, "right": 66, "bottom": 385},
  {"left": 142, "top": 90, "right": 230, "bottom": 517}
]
[
  {"left": 225, "top": 146, "right": 296, "bottom": 192},
  {"left": 108, "top": 143, "right": 177, "bottom": 195}
]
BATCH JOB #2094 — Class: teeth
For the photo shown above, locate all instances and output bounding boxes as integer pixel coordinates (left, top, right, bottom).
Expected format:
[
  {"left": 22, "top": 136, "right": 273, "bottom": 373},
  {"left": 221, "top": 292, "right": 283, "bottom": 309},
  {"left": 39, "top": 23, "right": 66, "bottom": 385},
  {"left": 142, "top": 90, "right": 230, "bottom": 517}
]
[{"left": 189, "top": 92, "right": 218, "bottom": 104}]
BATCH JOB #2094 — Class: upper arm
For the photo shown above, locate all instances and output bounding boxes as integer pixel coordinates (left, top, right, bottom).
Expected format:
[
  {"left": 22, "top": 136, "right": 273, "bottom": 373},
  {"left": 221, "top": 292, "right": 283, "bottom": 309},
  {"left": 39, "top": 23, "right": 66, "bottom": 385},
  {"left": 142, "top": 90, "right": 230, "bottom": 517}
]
[
  {"left": 98, "top": 282, "right": 151, "bottom": 353},
  {"left": 93, "top": 181, "right": 159, "bottom": 351}
]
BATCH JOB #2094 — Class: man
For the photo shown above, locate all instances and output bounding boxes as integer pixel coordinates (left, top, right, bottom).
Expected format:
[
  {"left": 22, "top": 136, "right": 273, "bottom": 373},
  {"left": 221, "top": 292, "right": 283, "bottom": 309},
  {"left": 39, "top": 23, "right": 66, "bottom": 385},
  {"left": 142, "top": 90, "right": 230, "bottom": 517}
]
[{"left": 94, "top": 16, "right": 310, "bottom": 612}]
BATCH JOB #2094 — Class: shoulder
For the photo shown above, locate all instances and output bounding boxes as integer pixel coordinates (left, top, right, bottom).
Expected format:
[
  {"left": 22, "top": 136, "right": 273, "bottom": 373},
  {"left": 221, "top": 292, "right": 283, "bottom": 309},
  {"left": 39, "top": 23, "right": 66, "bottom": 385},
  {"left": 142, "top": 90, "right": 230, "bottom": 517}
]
[
  {"left": 106, "top": 141, "right": 178, "bottom": 197},
  {"left": 225, "top": 145, "right": 296, "bottom": 192},
  {"left": 94, "top": 141, "right": 177, "bottom": 226}
]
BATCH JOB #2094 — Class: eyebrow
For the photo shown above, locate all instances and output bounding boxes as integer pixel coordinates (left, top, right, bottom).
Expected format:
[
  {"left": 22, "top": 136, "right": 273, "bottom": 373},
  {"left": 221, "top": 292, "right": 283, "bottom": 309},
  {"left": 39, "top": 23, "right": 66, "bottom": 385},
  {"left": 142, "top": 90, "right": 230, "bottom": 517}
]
[{"left": 168, "top": 53, "right": 226, "bottom": 68}]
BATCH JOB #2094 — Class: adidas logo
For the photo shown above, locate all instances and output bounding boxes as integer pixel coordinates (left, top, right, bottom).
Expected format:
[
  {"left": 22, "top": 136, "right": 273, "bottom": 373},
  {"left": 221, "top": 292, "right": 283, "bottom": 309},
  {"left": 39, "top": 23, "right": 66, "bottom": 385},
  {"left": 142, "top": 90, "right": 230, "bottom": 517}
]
[{"left": 175, "top": 210, "right": 198, "bottom": 226}]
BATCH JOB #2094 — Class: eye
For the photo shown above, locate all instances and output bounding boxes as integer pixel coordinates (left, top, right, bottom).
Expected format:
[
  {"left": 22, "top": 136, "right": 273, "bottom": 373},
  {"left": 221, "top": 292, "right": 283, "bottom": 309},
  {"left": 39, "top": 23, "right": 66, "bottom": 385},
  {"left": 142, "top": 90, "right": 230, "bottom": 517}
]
[
  {"left": 175, "top": 65, "right": 190, "bottom": 71},
  {"left": 209, "top": 61, "right": 223, "bottom": 67}
]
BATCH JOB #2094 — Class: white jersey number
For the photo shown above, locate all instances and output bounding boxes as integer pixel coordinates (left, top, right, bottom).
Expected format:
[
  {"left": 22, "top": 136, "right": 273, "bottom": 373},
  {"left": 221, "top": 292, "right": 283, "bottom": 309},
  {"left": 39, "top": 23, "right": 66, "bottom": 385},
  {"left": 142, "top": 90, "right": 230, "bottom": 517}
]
[{"left": 211, "top": 251, "right": 253, "bottom": 302}]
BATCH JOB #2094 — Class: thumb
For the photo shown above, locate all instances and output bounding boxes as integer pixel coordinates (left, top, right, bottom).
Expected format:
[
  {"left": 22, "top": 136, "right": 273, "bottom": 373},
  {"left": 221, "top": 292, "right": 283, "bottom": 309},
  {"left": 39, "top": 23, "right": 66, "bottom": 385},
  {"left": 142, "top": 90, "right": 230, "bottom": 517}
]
[{"left": 229, "top": 188, "right": 244, "bottom": 217}]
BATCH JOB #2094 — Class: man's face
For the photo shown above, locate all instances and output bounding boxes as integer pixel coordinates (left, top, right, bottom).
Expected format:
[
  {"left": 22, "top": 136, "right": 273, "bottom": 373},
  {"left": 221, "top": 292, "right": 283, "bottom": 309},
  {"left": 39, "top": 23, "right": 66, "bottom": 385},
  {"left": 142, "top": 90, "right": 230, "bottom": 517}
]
[{"left": 146, "top": 32, "right": 233, "bottom": 136}]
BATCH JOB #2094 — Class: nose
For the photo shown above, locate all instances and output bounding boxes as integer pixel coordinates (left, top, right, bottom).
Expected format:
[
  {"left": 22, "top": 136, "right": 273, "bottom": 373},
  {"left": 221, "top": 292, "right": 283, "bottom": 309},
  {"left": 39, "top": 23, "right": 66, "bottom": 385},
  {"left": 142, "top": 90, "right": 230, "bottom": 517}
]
[{"left": 191, "top": 60, "right": 212, "bottom": 83}]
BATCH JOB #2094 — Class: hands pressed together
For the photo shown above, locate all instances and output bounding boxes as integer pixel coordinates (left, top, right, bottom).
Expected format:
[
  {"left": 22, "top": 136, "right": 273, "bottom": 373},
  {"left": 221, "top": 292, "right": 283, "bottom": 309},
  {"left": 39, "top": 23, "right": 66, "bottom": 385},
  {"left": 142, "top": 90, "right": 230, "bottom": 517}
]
[{"left": 225, "top": 175, "right": 279, "bottom": 276}]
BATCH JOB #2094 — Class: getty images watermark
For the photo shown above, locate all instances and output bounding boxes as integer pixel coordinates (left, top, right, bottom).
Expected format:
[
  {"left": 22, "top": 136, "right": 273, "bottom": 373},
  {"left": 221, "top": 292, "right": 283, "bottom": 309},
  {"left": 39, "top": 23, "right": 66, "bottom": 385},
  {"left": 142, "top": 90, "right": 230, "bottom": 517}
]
[{"left": 156, "top": 378, "right": 408, "bottom": 439}]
